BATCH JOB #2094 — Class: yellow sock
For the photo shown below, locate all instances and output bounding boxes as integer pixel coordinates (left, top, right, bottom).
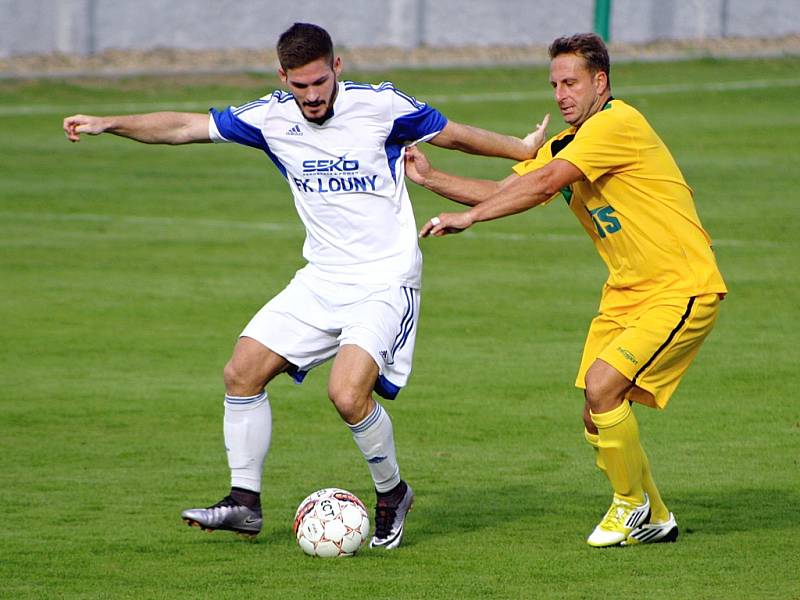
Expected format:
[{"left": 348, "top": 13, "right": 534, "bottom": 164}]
[
  {"left": 642, "top": 449, "right": 670, "bottom": 523},
  {"left": 583, "top": 428, "right": 606, "bottom": 473},
  {"left": 590, "top": 402, "right": 645, "bottom": 505},
  {"left": 585, "top": 422, "right": 669, "bottom": 519}
]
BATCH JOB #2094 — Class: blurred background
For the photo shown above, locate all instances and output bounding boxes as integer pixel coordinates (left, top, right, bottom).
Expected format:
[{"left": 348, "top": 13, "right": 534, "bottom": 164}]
[{"left": 2, "top": 0, "right": 799, "bottom": 76}]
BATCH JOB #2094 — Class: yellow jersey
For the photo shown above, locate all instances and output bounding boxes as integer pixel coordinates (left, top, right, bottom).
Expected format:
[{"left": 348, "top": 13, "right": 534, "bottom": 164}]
[{"left": 513, "top": 98, "right": 727, "bottom": 311}]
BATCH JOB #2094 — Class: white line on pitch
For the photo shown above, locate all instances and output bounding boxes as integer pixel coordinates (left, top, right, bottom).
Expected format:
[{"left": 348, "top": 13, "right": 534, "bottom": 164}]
[{"left": 2, "top": 77, "right": 799, "bottom": 116}]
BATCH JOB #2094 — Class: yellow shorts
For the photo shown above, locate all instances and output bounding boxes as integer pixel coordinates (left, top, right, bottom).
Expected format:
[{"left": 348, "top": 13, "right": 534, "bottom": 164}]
[{"left": 574, "top": 293, "right": 721, "bottom": 409}]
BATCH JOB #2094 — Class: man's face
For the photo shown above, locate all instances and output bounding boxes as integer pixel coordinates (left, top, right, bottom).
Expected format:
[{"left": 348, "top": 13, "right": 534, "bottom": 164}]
[
  {"left": 279, "top": 56, "right": 342, "bottom": 124},
  {"left": 549, "top": 53, "right": 608, "bottom": 127}
]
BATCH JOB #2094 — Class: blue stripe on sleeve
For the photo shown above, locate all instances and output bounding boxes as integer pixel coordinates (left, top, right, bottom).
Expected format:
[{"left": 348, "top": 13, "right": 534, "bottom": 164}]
[
  {"left": 387, "top": 104, "right": 448, "bottom": 144},
  {"left": 210, "top": 107, "right": 287, "bottom": 178},
  {"left": 344, "top": 81, "right": 425, "bottom": 110},
  {"left": 232, "top": 99, "right": 269, "bottom": 116},
  {"left": 384, "top": 106, "right": 447, "bottom": 182},
  {"left": 210, "top": 107, "right": 265, "bottom": 148},
  {"left": 390, "top": 86, "right": 425, "bottom": 109}
]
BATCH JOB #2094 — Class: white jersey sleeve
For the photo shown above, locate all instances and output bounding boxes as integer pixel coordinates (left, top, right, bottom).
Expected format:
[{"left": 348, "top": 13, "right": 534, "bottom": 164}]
[
  {"left": 208, "top": 82, "right": 448, "bottom": 288},
  {"left": 209, "top": 92, "right": 291, "bottom": 178},
  {"left": 382, "top": 82, "right": 447, "bottom": 145}
]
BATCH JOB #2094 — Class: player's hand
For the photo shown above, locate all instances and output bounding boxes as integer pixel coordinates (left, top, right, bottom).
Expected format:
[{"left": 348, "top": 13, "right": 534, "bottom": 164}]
[
  {"left": 404, "top": 145, "right": 432, "bottom": 185},
  {"left": 521, "top": 113, "right": 550, "bottom": 157},
  {"left": 63, "top": 114, "right": 106, "bottom": 142},
  {"left": 418, "top": 212, "right": 475, "bottom": 238}
]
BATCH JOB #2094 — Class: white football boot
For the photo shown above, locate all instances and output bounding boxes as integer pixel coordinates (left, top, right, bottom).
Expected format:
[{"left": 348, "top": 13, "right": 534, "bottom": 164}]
[
  {"left": 622, "top": 512, "right": 679, "bottom": 545},
  {"left": 587, "top": 494, "right": 650, "bottom": 548}
]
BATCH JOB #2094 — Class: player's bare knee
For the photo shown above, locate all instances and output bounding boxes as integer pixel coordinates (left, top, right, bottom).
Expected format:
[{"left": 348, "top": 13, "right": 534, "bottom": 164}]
[
  {"left": 223, "top": 361, "right": 240, "bottom": 393},
  {"left": 328, "top": 386, "right": 370, "bottom": 425},
  {"left": 327, "top": 387, "right": 357, "bottom": 417},
  {"left": 584, "top": 384, "right": 613, "bottom": 414},
  {"left": 584, "top": 365, "right": 625, "bottom": 413},
  {"left": 583, "top": 371, "right": 604, "bottom": 412},
  {"left": 223, "top": 359, "right": 259, "bottom": 396}
]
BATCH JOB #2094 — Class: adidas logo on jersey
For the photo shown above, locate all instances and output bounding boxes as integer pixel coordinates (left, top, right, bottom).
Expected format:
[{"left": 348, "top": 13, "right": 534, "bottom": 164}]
[{"left": 286, "top": 124, "right": 303, "bottom": 136}]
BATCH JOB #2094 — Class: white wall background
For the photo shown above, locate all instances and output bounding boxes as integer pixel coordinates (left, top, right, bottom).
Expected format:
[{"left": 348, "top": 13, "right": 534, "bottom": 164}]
[{"left": 1, "top": 0, "right": 798, "bottom": 58}]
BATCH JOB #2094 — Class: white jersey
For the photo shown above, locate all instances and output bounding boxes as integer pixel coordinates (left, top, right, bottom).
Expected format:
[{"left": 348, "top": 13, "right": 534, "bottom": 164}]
[{"left": 209, "top": 80, "right": 448, "bottom": 288}]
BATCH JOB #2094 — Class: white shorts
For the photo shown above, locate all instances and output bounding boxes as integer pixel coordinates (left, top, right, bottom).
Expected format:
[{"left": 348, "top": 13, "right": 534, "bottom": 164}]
[{"left": 241, "top": 270, "right": 420, "bottom": 399}]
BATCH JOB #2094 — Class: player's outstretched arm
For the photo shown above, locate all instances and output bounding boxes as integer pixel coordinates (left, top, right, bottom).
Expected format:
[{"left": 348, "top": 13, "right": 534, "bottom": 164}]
[
  {"left": 405, "top": 146, "right": 511, "bottom": 206},
  {"left": 428, "top": 114, "right": 549, "bottom": 161},
  {"left": 419, "top": 158, "right": 583, "bottom": 238},
  {"left": 63, "top": 112, "right": 211, "bottom": 145}
]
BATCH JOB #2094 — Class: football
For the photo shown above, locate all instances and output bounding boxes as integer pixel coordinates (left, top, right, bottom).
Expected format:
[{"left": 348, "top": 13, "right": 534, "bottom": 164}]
[{"left": 293, "top": 488, "right": 370, "bottom": 557}]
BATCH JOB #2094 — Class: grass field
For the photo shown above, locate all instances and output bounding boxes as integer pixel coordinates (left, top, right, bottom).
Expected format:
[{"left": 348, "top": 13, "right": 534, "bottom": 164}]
[{"left": 2, "top": 57, "right": 799, "bottom": 599}]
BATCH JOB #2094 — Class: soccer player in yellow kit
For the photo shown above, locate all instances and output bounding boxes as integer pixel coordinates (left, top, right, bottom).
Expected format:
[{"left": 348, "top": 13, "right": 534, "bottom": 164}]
[{"left": 409, "top": 33, "right": 727, "bottom": 547}]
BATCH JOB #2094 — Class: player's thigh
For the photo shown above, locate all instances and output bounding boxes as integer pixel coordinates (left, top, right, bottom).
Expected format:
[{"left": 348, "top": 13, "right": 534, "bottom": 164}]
[
  {"left": 328, "top": 344, "right": 381, "bottom": 423},
  {"left": 329, "top": 344, "right": 380, "bottom": 398},
  {"left": 598, "top": 294, "right": 720, "bottom": 408}
]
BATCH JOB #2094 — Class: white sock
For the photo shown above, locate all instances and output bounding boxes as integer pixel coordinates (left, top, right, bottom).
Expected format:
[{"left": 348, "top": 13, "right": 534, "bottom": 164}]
[
  {"left": 349, "top": 402, "right": 400, "bottom": 493},
  {"left": 224, "top": 391, "right": 272, "bottom": 493}
]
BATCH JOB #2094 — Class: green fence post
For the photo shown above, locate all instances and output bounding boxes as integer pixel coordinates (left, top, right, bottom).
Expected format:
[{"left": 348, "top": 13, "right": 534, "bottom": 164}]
[{"left": 594, "top": 0, "right": 612, "bottom": 42}]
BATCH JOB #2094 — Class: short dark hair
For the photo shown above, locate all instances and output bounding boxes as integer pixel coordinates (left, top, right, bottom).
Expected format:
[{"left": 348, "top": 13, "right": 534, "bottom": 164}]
[
  {"left": 277, "top": 23, "right": 334, "bottom": 71},
  {"left": 548, "top": 33, "right": 611, "bottom": 80}
]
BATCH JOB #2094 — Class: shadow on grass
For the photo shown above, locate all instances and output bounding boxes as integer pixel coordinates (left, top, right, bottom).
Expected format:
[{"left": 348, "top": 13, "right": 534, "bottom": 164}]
[
  {"left": 676, "top": 487, "right": 800, "bottom": 537},
  {"left": 394, "top": 483, "right": 800, "bottom": 548},
  {"left": 397, "top": 482, "right": 568, "bottom": 546}
]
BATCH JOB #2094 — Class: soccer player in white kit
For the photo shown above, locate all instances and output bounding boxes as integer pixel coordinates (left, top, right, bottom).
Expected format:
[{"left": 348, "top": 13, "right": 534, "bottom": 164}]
[{"left": 63, "top": 22, "right": 548, "bottom": 549}]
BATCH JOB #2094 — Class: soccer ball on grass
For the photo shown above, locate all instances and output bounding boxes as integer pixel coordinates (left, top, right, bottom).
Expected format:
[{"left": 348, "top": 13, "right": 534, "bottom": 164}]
[{"left": 293, "top": 488, "right": 370, "bottom": 557}]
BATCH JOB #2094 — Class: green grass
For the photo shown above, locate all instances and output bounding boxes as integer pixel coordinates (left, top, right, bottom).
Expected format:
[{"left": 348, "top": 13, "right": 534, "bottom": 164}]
[{"left": 2, "top": 57, "right": 799, "bottom": 599}]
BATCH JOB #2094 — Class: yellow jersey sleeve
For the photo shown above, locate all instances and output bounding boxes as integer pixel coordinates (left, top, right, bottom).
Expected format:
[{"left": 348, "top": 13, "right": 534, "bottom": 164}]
[{"left": 512, "top": 154, "right": 550, "bottom": 177}]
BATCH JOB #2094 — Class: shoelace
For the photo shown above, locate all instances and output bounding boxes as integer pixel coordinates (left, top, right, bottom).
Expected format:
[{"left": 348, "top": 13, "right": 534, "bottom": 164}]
[
  {"left": 600, "top": 502, "right": 630, "bottom": 529},
  {"left": 373, "top": 504, "right": 398, "bottom": 538},
  {"left": 210, "top": 495, "right": 239, "bottom": 509}
]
